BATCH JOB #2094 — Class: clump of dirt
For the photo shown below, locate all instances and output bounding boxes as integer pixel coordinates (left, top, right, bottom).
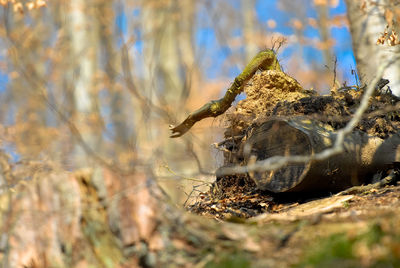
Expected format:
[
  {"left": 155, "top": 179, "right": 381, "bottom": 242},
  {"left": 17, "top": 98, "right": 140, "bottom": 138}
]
[
  {"left": 271, "top": 89, "right": 400, "bottom": 138},
  {"left": 189, "top": 70, "right": 400, "bottom": 219},
  {"left": 225, "top": 70, "right": 309, "bottom": 138}
]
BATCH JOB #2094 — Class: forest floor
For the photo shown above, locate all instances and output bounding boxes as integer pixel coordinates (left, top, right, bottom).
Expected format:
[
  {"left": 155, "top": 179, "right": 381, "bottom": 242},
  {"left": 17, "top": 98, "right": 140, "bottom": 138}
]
[
  {"left": 186, "top": 70, "right": 400, "bottom": 267},
  {"left": 189, "top": 182, "right": 400, "bottom": 267}
]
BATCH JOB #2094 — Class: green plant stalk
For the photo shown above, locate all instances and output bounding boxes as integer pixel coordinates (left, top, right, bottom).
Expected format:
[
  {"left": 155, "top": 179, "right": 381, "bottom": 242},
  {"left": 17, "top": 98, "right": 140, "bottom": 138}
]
[{"left": 170, "top": 49, "right": 282, "bottom": 138}]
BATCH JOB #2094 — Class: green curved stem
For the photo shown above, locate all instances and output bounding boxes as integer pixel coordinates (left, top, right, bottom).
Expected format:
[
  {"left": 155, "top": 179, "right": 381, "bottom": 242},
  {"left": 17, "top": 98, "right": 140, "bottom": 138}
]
[{"left": 170, "top": 49, "right": 282, "bottom": 138}]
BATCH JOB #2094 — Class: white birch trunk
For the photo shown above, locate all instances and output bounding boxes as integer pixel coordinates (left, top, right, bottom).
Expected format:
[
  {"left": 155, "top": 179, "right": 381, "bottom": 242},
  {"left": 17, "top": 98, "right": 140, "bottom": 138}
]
[
  {"left": 345, "top": 0, "right": 400, "bottom": 95},
  {"left": 68, "top": 0, "right": 101, "bottom": 166}
]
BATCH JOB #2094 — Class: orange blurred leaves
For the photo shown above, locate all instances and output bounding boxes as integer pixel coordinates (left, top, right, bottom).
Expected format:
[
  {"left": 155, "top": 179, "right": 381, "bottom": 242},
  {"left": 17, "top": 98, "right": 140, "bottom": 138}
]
[
  {"left": 291, "top": 19, "right": 304, "bottom": 30},
  {"left": 313, "top": 0, "right": 339, "bottom": 8},
  {"left": 267, "top": 19, "right": 277, "bottom": 29},
  {"left": 0, "top": 0, "right": 47, "bottom": 14},
  {"left": 308, "top": 15, "right": 348, "bottom": 29}
]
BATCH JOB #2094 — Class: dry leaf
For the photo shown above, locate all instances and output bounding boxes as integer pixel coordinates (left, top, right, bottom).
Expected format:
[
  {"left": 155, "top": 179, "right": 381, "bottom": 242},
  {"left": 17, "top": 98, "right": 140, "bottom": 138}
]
[
  {"left": 314, "top": 0, "right": 328, "bottom": 6},
  {"left": 26, "top": 2, "right": 35, "bottom": 10},
  {"left": 308, "top": 18, "right": 318, "bottom": 28},
  {"left": 385, "top": 9, "right": 394, "bottom": 27},
  {"left": 360, "top": 0, "right": 367, "bottom": 13},
  {"left": 292, "top": 19, "right": 303, "bottom": 30},
  {"left": 267, "top": 19, "right": 277, "bottom": 29},
  {"left": 329, "top": 0, "right": 339, "bottom": 8},
  {"left": 13, "top": 2, "right": 23, "bottom": 14}
]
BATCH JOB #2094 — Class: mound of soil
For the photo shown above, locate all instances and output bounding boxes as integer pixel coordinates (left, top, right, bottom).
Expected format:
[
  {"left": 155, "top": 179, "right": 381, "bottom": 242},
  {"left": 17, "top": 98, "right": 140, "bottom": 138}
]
[
  {"left": 224, "top": 70, "right": 309, "bottom": 138},
  {"left": 189, "top": 70, "right": 400, "bottom": 219}
]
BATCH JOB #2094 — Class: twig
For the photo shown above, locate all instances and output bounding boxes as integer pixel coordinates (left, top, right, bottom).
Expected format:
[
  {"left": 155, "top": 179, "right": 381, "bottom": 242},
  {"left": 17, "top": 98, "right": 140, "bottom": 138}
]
[
  {"left": 161, "top": 164, "right": 212, "bottom": 184},
  {"left": 333, "top": 56, "right": 337, "bottom": 89}
]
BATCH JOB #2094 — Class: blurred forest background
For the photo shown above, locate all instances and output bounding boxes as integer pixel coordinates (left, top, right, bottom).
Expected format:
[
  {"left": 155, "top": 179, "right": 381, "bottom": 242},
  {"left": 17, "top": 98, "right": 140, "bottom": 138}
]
[
  {"left": 0, "top": 0, "right": 361, "bottom": 203},
  {"left": 0, "top": 0, "right": 399, "bottom": 267}
]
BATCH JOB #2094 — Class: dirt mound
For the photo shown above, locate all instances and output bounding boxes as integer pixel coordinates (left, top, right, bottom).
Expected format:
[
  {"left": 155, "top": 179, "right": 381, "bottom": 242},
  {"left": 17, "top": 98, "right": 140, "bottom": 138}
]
[
  {"left": 225, "top": 70, "right": 308, "bottom": 137},
  {"left": 189, "top": 70, "right": 400, "bottom": 219}
]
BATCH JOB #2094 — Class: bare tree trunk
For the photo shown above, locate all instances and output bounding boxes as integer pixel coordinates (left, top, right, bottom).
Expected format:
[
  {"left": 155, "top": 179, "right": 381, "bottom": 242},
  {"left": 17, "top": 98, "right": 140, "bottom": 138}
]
[
  {"left": 345, "top": 0, "right": 400, "bottom": 95},
  {"left": 157, "top": 1, "right": 184, "bottom": 108},
  {"left": 242, "top": 0, "right": 258, "bottom": 62},
  {"left": 98, "top": 1, "right": 130, "bottom": 150},
  {"left": 178, "top": 1, "right": 201, "bottom": 99},
  {"left": 68, "top": 0, "right": 102, "bottom": 166},
  {"left": 315, "top": 2, "right": 332, "bottom": 65}
]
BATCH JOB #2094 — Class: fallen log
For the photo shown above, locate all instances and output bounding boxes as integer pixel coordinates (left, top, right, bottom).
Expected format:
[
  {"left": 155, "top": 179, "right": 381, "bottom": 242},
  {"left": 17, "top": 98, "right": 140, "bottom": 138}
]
[{"left": 240, "top": 118, "right": 400, "bottom": 193}]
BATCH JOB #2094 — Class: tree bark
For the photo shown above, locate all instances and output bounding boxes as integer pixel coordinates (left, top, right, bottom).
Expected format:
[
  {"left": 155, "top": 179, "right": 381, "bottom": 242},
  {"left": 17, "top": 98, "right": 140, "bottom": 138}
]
[
  {"left": 242, "top": 119, "right": 400, "bottom": 193},
  {"left": 345, "top": 0, "right": 400, "bottom": 95},
  {"left": 68, "top": 0, "right": 102, "bottom": 167},
  {"left": 99, "top": 1, "right": 130, "bottom": 151},
  {"left": 314, "top": 2, "right": 332, "bottom": 66},
  {"left": 242, "top": 0, "right": 258, "bottom": 62}
]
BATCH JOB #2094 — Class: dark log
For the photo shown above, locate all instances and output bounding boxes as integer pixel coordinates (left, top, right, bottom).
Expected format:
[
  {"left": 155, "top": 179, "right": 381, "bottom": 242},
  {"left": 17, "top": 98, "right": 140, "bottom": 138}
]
[{"left": 242, "top": 119, "right": 400, "bottom": 193}]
